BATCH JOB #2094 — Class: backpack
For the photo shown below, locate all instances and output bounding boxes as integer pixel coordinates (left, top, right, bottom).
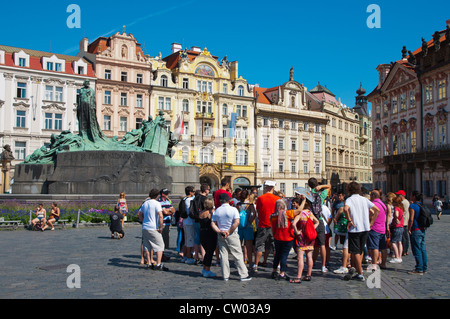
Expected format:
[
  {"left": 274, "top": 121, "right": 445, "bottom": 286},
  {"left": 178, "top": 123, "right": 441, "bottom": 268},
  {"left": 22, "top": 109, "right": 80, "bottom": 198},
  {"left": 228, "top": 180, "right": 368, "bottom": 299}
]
[
  {"left": 303, "top": 213, "right": 317, "bottom": 242},
  {"left": 189, "top": 195, "right": 204, "bottom": 222},
  {"left": 310, "top": 192, "right": 322, "bottom": 219},
  {"left": 417, "top": 203, "right": 433, "bottom": 228},
  {"left": 178, "top": 197, "right": 188, "bottom": 219},
  {"left": 238, "top": 204, "right": 249, "bottom": 228}
]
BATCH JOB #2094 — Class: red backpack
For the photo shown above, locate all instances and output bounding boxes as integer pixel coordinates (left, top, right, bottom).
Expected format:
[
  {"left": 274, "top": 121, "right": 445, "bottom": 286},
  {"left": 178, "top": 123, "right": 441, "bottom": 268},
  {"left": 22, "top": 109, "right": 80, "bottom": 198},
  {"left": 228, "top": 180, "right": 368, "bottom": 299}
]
[{"left": 303, "top": 213, "right": 317, "bottom": 242}]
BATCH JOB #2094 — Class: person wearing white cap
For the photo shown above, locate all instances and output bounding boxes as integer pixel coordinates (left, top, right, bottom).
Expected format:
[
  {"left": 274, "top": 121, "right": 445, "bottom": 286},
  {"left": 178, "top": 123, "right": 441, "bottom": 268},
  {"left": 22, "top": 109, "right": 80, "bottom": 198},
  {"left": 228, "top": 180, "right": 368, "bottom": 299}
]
[{"left": 253, "top": 180, "right": 280, "bottom": 273}]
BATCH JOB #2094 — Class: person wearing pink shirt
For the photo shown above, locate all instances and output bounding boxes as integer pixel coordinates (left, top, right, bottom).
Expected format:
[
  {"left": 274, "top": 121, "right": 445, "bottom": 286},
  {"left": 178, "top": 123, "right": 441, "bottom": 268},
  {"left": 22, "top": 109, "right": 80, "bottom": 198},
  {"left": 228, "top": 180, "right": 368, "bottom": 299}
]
[{"left": 367, "top": 190, "right": 388, "bottom": 270}]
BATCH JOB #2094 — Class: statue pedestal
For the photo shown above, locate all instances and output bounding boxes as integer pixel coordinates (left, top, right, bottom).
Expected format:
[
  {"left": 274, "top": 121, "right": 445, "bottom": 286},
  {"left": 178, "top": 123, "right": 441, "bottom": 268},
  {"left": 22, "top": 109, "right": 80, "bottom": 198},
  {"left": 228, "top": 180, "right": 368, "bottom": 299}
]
[{"left": 12, "top": 151, "right": 199, "bottom": 195}]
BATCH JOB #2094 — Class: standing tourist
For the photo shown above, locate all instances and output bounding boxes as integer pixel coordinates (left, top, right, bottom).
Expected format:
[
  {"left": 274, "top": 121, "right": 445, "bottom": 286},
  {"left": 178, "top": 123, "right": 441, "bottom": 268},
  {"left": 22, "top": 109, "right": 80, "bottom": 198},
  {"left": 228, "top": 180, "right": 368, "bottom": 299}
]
[
  {"left": 367, "top": 190, "right": 388, "bottom": 270},
  {"left": 389, "top": 196, "right": 405, "bottom": 263},
  {"left": 199, "top": 198, "right": 217, "bottom": 278},
  {"left": 291, "top": 195, "right": 320, "bottom": 283},
  {"left": 138, "top": 189, "right": 168, "bottom": 271},
  {"left": 433, "top": 196, "right": 443, "bottom": 220},
  {"left": 116, "top": 192, "right": 128, "bottom": 228},
  {"left": 396, "top": 190, "right": 410, "bottom": 256},
  {"left": 237, "top": 189, "right": 257, "bottom": 267},
  {"left": 332, "top": 192, "right": 345, "bottom": 249},
  {"left": 307, "top": 178, "right": 332, "bottom": 273},
  {"left": 254, "top": 180, "right": 280, "bottom": 273},
  {"left": 190, "top": 184, "right": 211, "bottom": 264},
  {"left": 158, "top": 188, "right": 175, "bottom": 261},
  {"left": 344, "top": 182, "right": 380, "bottom": 281},
  {"left": 408, "top": 191, "right": 428, "bottom": 275},
  {"left": 182, "top": 186, "right": 197, "bottom": 265},
  {"left": 211, "top": 193, "right": 251, "bottom": 282},
  {"left": 214, "top": 177, "right": 233, "bottom": 209}
]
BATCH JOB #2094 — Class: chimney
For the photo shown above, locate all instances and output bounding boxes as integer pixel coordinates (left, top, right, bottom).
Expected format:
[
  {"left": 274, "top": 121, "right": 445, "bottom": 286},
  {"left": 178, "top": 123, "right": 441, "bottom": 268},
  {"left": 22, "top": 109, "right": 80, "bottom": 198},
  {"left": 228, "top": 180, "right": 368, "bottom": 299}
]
[
  {"left": 171, "top": 43, "right": 182, "bottom": 54},
  {"left": 191, "top": 46, "right": 201, "bottom": 53},
  {"left": 79, "top": 38, "right": 89, "bottom": 53}
]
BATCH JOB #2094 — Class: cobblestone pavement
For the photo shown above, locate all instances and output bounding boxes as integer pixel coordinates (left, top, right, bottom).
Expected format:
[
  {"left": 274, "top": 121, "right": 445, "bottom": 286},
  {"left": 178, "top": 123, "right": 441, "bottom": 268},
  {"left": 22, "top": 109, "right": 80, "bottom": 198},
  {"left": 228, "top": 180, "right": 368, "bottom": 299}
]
[{"left": 0, "top": 215, "right": 448, "bottom": 300}]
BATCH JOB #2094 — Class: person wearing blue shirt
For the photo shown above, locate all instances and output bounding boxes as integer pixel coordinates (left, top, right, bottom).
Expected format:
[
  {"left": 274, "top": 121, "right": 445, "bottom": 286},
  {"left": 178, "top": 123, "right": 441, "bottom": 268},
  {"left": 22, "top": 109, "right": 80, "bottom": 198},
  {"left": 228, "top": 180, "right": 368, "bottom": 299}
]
[{"left": 408, "top": 191, "right": 427, "bottom": 275}]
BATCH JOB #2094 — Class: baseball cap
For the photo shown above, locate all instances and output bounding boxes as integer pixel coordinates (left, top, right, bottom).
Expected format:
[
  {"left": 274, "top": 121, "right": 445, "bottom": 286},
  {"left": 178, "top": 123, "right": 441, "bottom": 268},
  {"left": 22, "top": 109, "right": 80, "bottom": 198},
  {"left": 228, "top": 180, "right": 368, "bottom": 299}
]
[
  {"left": 219, "top": 192, "right": 231, "bottom": 201},
  {"left": 395, "top": 190, "right": 406, "bottom": 196},
  {"left": 264, "top": 180, "right": 276, "bottom": 187},
  {"left": 160, "top": 188, "right": 171, "bottom": 195}
]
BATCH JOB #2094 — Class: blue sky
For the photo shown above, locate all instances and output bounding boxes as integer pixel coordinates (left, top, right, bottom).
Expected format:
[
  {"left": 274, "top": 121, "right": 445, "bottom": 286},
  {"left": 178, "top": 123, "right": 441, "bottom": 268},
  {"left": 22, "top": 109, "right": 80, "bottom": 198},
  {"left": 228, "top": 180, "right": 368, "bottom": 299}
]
[{"left": 1, "top": 0, "right": 449, "bottom": 112}]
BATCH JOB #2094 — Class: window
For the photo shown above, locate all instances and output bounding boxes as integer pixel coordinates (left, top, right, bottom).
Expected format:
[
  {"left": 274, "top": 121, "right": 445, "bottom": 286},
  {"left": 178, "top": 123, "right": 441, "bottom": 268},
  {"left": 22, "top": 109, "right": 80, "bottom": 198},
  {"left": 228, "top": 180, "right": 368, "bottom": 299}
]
[
  {"left": 304, "top": 122, "right": 309, "bottom": 130},
  {"left": 263, "top": 118, "right": 269, "bottom": 127},
  {"left": 438, "top": 125, "right": 446, "bottom": 145},
  {"left": 77, "top": 66, "right": 84, "bottom": 75},
  {"left": 203, "top": 122, "right": 213, "bottom": 136},
  {"left": 158, "top": 97, "right": 164, "bottom": 110},
  {"left": 291, "top": 120, "right": 297, "bottom": 130},
  {"left": 182, "top": 99, "right": 189, "bottom": 112},
  {"left": 17, "top": 82, "right": 27, "bottom": 98},
  {"left": 400, "top": 133, "right": 407, "bottom": 154},
  {"left": 263, "top": 137, "right": 269, "bottom": 149},
  {"left": 315, "top": 141, "right": 320, "bottom": 152},
  {"left": 238, "top": 85, "right": 244, "bottom": 96},
  {"left": 303, "top": 140, "right": 309, "bottom": 151},
  {"left": 291, "top": 161, "right": 297, "bottom": 173},
  {"left": 44, "top": 113, "right": 62, "bottom": 130},
  {"left": 16, "top": 110, "right": 26, "bottom": 127},
  {"left": 119, "top": 117, "right": 127, "bottom": 132},
  {"left": 223, "top": 83, "right": 228, "bottom": 94},
  {"left": 303, "top": 162, "right": 308, "bottom": 173},
  {"left": 121, "top": 72, "right": 128, "bottom": 82},
  {"left": 279, "top": 161, "right": 284, "bottom": 173},
  {"left": 55, "top": 114, "right": 62, "bottom": 130},
  {"left": 315, "top": 163, "right": 320, "bottom": 174},
  {"left": 438, "top": 80, "right": 447, "bottom": 100},
  {"left": 182, "top": 122, "right": 189, "bottom": 135},
  {"left": 280, "top": 183, "right": 286, "bottom": 194},
  {"left": 278, "top": 119, "right": 284, "bottom": 128},
  {"left": 182, "top": 147, "right": 189, "bottom": 163},
  {"left": 104, "top": 91, "right": 111, "bottom": 105},
  {"left": 236, "top": 149, "right": 248, "bottom": 165},
  {"left": 392, "top": 97, "right": 398, "bottom": 114},
  {"left": 45, "top": 113, "right": 53, "bottom": 130},
  {"left": 201, "top": 81, "right": 207, "bottom": 92},
  {"left": 136, "top": 94, "right": 143, "bottom": 108},
  {"left": 55, "top": 63, "right": 62, "bottom": 72},
  {"left": 315, "top": 124, "right": 321, "bottom": 133},
  {"left": 291, "top": 139, "right": 297, "bottom": 151},
  {"left": 200, "top": 147, "right": 213, "bottom": 163},
  {"left": 103, "top": 115, "right": 111, "bottom": 131},
  {"left": 120, "top": 93, "right": 127, "bottom": 106},
  {"left": 392, "top": 135, "right": 398, "bottom": 155},
  {"left": 242, "top": 105, "right": 248, "bottom": 118},
  {"left": 236, "top": 105, "right": 242, "bottom": 117},
  {"left": 136, "top": 74, "right": 143, "bottom": 84},
  {"left": 136, "top": 118, "right": 143, "bottom": 129},
  {"left": 263, "top": 162, "right": 269, "bottom": 173},
  {"left": 425, "top": 128, "right": 433, "bottom": 148},
  {"left": 208, "top": 82, "right": 212, "bottom": 93},
  {"left": 279, "top": 138, "right": 284, "bottom": 150},
  {"left": 222, "top": 104, "right": 228, "bottom": 115},
  {"left": 18, "top": 58, "right": 26, "bottom": 67},
  {"left": 55, "top": 87, "right": 63, "bottom": 102},
  {"left": 425, "top": 85, "right": 433, "bottom": 103},
  {"left": 182, "top": 78, "right": 189, "bottom": 89},
  {"left": 14, "top": 141, "right": 26, "bottom": 160},
  {"left": 105, "top": 69, "right": 111, "bottom": 80},
  {"left": 47, "top": 62, "right": 54, "bottom": 71},
  {"left": 165, "top": 97, "right": 171, "bottom": 110},
  {"left": 409, "top": 90, "right": 416, "bottom": 109},
  {"left": 400, "top": 93, "right": 406, "bottom": 111},
  {"left": 45, "top": 86, "right": 53, "bottom": 101},
  {"left": 197, "top": 81, "right": 201, "bottom": 92}
]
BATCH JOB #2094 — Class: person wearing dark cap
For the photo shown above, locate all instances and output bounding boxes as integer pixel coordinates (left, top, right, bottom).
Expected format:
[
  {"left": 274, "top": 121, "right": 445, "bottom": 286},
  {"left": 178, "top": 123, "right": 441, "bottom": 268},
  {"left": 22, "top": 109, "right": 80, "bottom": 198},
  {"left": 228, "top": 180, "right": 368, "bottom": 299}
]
[
  {"left": 158, "top": 188, "right": 175, "bottom": 261},
  {"left": 211, "top": 192, "right": 251, "bottom": 282}
]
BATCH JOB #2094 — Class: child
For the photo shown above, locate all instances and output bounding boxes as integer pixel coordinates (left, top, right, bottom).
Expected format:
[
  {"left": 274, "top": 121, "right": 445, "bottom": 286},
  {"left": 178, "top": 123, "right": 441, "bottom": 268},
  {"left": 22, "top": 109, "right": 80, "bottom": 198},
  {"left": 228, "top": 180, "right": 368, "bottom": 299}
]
[
  {"left": 117, "top": 192, "right": 128, "bottom": 227},
  {"left": 389, "top": 196, "right": 404, "bottom": 263},
  {"left": 290, "top": 196, "right": 319, "bottom": 283}
]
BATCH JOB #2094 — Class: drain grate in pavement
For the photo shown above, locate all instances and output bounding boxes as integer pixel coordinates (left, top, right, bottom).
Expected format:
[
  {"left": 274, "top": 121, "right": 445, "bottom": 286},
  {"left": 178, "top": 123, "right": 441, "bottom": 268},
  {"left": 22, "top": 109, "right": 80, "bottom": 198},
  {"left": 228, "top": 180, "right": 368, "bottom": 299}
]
[{"left": 37, "top": 264, "right": 68, "bottom": 271}]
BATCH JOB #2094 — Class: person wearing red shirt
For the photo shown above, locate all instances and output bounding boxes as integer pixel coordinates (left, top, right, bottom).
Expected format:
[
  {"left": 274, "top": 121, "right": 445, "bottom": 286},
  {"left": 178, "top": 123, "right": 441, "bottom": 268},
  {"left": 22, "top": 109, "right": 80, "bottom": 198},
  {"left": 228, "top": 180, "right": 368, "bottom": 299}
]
[
  {"left": 253, "top": 180, "right": 280, "bottom": 273},
  {"left": 214, "top": 177, "right": 233, "bottom": 209}
]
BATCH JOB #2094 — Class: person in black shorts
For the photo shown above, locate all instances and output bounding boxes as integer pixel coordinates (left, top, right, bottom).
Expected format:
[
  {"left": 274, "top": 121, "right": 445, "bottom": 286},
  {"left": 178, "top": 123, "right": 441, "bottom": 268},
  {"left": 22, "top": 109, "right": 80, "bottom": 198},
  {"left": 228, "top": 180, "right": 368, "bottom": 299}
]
[{"left": 110, "top": 206, "right": 124, "bottom": 239}]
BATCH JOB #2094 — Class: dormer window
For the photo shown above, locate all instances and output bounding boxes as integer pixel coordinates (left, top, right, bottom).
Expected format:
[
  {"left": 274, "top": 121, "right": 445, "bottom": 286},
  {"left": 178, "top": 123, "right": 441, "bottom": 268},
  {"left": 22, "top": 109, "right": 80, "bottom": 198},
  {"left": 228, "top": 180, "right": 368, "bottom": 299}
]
[
  {"left": 73, "top": 59, "right": 88, "bottom": 75},
  {"left": 14, "top": 50, "right": 30, "bottom": 67},
  {"left": 161, "top": 75, "right": 168, "bottom": 87}
]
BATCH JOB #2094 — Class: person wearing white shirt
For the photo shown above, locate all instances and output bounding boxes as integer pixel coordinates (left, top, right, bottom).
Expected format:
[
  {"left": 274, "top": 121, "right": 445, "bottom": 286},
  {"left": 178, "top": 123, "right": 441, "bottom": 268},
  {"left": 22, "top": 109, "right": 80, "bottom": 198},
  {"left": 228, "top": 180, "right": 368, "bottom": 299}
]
[
  {"left": 139, "top": 189, "right": 168, "bottom": 271},
  {"left": 211, "top": 193, "right": 251, "bottom": 282},
  {"left": 344, "top": 182, "right": 379, "bottom": 281},
  {"left": 321, "top": 204, "right": 333, "bottom": 269}
]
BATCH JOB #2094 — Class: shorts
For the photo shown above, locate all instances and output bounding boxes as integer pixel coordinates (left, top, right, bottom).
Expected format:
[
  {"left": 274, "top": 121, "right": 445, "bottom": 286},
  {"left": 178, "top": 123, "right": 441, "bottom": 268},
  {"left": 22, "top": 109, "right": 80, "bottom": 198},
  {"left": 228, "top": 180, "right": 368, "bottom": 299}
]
[
  {"left": 239, "top": 226, "right": 254, "bottom": 241},
  {"left": 183, "top": 224, "right": 195, "bottom": 248},
  {"left": 313, "top": 220, "right": 326, "bottom": 247},
  {"left": 255, "top": 227, "right": 274, "bottom": 253},
  {"left": 367, "top": 230, "right": 386, "bottom": 250},
  {"left": 391, "top": 227, "right": 404, "bottom": 243},
  {"left": 348, "top": 231, "right": 369, "bottom": 255},
  {"left": 142, "top": 229, "right": 165, "bottom": 253}
]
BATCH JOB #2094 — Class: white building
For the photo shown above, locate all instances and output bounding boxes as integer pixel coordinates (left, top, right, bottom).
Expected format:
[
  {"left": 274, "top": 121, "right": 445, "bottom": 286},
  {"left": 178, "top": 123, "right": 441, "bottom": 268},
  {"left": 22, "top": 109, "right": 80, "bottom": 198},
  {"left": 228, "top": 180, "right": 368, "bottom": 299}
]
[{"left": 0, "top": 45, "right": 96, "bottom": 182}]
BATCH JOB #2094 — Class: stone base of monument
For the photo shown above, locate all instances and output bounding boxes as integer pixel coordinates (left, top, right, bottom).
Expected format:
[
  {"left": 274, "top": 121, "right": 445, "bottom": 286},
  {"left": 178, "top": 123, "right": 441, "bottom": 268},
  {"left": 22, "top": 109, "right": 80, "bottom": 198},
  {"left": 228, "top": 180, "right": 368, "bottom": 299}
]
[{"left": 12, "top": 151, "right": 199, "bottom": 195}]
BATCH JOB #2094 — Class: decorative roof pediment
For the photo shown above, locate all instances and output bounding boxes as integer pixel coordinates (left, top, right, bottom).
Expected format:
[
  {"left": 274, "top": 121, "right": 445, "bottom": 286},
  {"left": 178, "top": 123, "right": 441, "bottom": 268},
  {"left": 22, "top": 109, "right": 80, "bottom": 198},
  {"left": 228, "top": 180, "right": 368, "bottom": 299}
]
[{"left": 381, "top": 62, "right": 417, "bottom": 93}]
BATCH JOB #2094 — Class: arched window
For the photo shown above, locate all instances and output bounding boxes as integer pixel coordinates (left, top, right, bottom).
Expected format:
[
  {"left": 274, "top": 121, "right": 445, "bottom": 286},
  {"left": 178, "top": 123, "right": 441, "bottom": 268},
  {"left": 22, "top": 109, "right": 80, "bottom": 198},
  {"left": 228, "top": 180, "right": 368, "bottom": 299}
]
[
  {"left": 236, "top": 149, "right": 248, "bottom": 165},
  {"left": 200, "top": 147, "right": 213, "bottom": 164},
  {"left": 238, "top": 85, "right": 244, "bottom": 96},
  {"left": 161, "top": 75, "right": 168, "bottom": 87}
]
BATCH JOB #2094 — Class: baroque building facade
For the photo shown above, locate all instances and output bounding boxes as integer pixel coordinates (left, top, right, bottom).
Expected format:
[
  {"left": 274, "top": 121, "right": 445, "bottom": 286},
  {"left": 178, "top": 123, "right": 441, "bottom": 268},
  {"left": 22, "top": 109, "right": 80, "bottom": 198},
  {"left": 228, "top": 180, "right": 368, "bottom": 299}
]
[
  {"left": 308, "top": 83, "right": 373, "bottom": 193},
  {"left": 368, "top": 20, "right": 450, "bottom": 204},
  {"left": 0, "top": 45, "right": 95, "bottom": 188},
  {"left": 254, "top": 69, "right": 328, "bottom": 195},
  {"left": 149, "top": 44, "right": 256, "bottom": 191}
]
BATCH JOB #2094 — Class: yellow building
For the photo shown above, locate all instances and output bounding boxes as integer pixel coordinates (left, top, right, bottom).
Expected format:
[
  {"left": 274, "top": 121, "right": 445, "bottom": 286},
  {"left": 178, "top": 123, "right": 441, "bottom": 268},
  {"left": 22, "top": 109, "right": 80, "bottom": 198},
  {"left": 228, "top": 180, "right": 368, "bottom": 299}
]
[{"left": 149, "top": 44, "right": 256, "bottom": 191}]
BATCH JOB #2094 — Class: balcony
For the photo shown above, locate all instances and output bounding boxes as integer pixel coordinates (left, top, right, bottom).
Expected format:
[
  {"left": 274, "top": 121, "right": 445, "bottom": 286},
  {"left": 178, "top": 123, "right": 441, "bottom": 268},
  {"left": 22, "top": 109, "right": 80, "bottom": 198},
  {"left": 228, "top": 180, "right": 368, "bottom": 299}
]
[
  {"left": 383, "top": 144, "right": 450, "bottom": 165},
  {"left": 195, "top": 112, "right": 215, "bottom": 120}
]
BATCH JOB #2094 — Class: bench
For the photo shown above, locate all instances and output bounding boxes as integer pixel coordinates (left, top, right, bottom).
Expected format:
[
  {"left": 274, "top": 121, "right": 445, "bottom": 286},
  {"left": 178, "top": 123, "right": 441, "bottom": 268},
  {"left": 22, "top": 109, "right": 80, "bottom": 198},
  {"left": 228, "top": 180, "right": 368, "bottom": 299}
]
[
  {"left": 0, "top": 220, "right": 22, "bottom": 230},
  {"left": 55, "top": 219, "right": 69, "bottom": 229}
]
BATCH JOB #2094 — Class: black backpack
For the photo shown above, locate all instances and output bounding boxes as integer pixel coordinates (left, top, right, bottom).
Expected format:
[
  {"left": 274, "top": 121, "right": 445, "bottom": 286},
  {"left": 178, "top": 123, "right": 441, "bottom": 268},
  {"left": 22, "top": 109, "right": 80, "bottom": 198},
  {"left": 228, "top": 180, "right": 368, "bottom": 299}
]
[
  {"left": 189, "top": 195, "right": 205, "bottom": 223},
  {"left": 178, "top": 197, "right": 188, "bottom": 219},
  {"left": 310, "top": 192, "right": 323, "bottom": 219},
  {"left": 416, "top": 203, "right": 433, "bottom": 228}
]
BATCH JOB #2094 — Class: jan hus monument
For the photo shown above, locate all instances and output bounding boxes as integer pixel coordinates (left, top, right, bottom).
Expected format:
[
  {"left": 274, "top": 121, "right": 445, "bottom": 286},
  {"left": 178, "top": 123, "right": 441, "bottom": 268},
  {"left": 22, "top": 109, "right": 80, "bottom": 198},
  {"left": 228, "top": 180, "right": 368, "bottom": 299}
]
[{"left": 12, "top": 80, "right": 199, "bottom": 195}]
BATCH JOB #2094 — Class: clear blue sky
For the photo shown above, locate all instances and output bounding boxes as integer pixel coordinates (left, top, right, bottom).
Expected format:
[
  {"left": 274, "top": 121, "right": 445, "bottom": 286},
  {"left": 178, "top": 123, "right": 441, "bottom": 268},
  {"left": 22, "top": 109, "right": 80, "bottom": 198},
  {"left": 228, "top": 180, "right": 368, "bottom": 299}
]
[{"left": 1, "top": 0, "right": 449, "bottom": 112}]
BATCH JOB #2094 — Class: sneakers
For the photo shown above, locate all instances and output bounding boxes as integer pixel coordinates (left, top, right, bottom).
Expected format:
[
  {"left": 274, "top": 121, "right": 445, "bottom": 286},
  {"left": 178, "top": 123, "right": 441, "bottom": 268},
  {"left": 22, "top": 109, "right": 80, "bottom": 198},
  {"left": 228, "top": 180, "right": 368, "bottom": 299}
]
[
  {"left": 240, "top": 276, "right": 252, "bottom": 282},
  {"left": 321, "top": 266, "right": 329, "bottom": 273},
  {"left": 154, "top": 264, "right": 169, "bottom": 271},
  {"left": 408, "top": 269, "right": 424, "bottom": 275},
  {"left": 389, "top": 258, "right": 403, "bottom": 264},
  {"left": 355, "top": 274, "right": 365, "bottom": 281},
  {"left": 185, "top": 258, "right": 196, "bottom": 265},
  {"left": 252, "top": 264, "right": 258, "bottom": 273},
  {"left": 202, "top": 270, "right": 216, "bottom": 278},
  {"left": 334, "top": 266, "right": 349, "bottom": 274}
]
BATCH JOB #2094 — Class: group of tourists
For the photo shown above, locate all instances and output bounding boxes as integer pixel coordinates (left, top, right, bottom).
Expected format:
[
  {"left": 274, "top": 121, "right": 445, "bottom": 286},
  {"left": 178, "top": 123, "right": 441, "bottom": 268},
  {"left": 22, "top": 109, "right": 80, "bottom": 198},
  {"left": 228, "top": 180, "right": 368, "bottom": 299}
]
[{"left": 122, "top": 176, "right": 434, "bottom": 283}]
